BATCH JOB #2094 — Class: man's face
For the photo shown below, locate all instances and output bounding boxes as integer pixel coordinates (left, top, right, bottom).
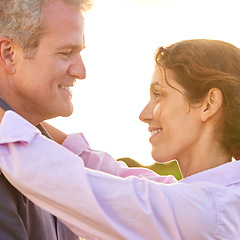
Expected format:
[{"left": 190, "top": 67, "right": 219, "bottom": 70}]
[{"left": 11, "top": 0, "right": 86, "bottom": 125}]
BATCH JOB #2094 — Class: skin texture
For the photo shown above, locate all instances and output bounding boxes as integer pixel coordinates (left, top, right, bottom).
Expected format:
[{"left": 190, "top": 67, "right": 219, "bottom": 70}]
[
  {"left": 0, "top": 0, "right": 86, "bottom": 126},
  {"left": 139, "top": 67, "right": 231, "bottom": 177}
]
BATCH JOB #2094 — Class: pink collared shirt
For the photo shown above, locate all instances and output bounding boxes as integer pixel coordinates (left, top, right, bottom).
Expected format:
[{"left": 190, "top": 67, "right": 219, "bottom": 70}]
[{"left": 0, "top": 111, "right": 240, "bottom": 240}]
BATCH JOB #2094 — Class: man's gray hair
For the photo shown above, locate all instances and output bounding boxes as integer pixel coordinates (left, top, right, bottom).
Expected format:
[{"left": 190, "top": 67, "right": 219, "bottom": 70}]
[{"left": 0, "top": 0, "right": 94, "bottom": 58}]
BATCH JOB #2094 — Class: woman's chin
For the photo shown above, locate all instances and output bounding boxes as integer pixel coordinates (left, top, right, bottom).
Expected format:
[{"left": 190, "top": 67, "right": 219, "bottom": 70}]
[{"left": 151, "top": 152, "right": 174, "bottom": 164}]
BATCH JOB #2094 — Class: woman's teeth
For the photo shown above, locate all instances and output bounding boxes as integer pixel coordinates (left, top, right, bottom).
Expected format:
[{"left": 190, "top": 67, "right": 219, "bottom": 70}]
[{"left": 151, "top": 129, "right": 161, "bottom": 136}]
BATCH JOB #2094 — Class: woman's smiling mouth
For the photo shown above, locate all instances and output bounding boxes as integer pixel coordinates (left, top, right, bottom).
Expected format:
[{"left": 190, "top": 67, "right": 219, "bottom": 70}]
[{"left": 151, "top": 129, "right": 161, "bottom": 136}]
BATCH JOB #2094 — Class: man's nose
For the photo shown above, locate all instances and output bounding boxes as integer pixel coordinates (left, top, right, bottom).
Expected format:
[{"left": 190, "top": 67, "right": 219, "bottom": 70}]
[{"left": 68, "top": 54, "right": 86, "bottom": 80}]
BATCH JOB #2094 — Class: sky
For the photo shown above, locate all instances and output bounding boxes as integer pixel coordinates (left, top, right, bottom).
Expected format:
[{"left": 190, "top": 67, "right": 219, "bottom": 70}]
[{"left": 47, "top": 0, "right": 240, "bottom": 166}]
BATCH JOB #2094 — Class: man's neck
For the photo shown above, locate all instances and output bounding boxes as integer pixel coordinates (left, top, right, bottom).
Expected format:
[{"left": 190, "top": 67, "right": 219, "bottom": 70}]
[{"left": 0, "top": 97, "right": 52, "bottom": 139}]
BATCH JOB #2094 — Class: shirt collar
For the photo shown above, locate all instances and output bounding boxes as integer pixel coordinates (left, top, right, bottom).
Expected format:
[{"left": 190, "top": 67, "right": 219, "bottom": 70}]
[
  {"left": 180, "top": 160, "right": 240, "bottom": 186},
  {"left": 0, "top": 97, "right": 14, "bottom": 111},
  {"left": 0, "top": 110, "right": 40, "bottom": 144}
]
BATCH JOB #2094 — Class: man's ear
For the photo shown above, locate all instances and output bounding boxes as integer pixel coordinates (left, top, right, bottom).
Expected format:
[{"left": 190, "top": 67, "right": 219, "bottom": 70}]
[
  {"left": 201, "top": 88, "right": 223, "bottom": 122},
  {"left": 0, "top": 37, "right": 17, "bottom": 74}
]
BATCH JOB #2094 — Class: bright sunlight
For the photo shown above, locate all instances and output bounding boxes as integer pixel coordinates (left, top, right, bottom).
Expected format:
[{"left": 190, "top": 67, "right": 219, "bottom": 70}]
[{"left": 47, "top": 0, "right": 240, "bottom": 165}]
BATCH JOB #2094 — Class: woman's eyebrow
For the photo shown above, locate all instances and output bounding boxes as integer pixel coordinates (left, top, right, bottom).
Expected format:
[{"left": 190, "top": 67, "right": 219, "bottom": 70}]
[
  {"left": 150, "top": 82, "right": 166, "bottom": 92},
  {"left": 150, "top": 82, "right": 160, "bottom": 91}
]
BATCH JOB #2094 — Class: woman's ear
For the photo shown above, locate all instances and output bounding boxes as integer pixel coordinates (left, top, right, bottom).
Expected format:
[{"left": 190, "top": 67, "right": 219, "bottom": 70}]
[
  {"left": 201, "top": 88, "right": 223, "bottom": 122},
  {"left": 0, "top": 37, "right": 17, "bottom": 74}
]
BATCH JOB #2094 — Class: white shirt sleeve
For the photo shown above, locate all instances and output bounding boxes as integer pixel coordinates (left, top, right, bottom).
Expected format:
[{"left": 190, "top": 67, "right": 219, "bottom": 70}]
[
  {"left": 0, "top": 111, "right": 224, "bottom": 240},
  {"left": 0, "top": 132, "right": 219, "bottom": 240},
  {"left": 62, "top": 133, "right": 177, "bottom": 183}
]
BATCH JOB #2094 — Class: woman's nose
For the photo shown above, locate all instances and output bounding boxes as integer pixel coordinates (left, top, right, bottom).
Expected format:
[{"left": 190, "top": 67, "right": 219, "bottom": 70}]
[{"left": 139, "top": 102, "right": 153, "bottom": 123}]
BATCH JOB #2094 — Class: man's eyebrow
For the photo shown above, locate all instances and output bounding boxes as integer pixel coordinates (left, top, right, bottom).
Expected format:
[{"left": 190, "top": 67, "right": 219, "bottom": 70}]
[{"left": 56, "top": 44, "right": 85, "bottom": 50}]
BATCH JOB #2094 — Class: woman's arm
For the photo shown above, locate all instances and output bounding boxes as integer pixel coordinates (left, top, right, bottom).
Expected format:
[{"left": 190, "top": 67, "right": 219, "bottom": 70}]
[
  {"left": 41, "top": 122, "right": 177, "bottom": 183},
  {"left": 0, "top": 111, "right": 220, "bottom": 239}
]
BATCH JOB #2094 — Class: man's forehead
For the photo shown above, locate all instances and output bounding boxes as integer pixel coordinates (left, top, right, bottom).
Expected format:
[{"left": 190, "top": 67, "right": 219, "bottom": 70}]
[
  {"left": 42, "top": 0, "right": 85, "bottom": 18},
  {"left": 42, "top": 0, "right": 85, "bottom": 32},
  {"left": 43, "top": 0, "right": 90, "bottom": 13}
]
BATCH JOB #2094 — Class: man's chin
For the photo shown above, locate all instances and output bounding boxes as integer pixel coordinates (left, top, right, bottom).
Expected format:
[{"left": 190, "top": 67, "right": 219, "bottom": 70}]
[{"left": 54, "top": 102, "right": 74, "bottom": 118}]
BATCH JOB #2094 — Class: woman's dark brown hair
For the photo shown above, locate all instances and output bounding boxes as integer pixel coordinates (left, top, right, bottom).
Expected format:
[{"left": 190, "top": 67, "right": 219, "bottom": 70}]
[{"left": 155, "top": 39, "right": 240, "bottom": 159}]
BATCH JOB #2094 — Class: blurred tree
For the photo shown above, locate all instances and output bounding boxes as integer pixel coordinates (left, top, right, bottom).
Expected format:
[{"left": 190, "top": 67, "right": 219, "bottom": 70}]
[{"left": 118, "top": 158, "right": 182, "bottom": 180}]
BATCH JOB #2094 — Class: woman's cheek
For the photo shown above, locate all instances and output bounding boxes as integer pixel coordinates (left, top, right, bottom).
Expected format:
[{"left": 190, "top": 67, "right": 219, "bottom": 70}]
[{"left": 153, "top": 102, "right": 162, "bottom": 119}]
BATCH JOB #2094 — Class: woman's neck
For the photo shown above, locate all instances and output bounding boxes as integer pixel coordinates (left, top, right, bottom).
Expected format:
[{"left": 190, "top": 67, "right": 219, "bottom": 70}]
[{"left": 177, "top": 140, "right": 231, "bottom": 178}]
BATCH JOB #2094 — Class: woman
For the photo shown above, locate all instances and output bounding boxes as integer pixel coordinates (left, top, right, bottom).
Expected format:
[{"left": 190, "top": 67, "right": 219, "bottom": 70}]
[
  {"left": 0, "top": 39, "right": 240, "bottom": 239},
  {"left": 140, "top": 39, "right": 240, "bottom": 178}
]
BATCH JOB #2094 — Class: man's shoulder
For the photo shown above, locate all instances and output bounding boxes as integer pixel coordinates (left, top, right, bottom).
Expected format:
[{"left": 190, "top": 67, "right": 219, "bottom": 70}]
[
  {"left": 0, "top": 173, "right": 19, "bottom": 207},
  {"left": 0, "top": 173, "right": 58, "bottom": 239}
]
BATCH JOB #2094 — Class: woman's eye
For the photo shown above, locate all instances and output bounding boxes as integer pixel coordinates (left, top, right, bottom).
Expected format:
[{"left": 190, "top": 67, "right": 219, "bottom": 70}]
[{"left": 153, "top": 92, "right": 161, "bottom": 99}]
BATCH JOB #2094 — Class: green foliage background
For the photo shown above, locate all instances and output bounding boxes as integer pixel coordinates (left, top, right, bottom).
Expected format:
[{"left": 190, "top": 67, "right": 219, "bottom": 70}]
[{"left": 118, "top": 158, "right": 182, "bottom": 180}]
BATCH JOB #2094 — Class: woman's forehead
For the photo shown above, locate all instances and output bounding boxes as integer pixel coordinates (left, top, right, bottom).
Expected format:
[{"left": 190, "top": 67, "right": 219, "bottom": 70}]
[
  {"left": 151, "top": 67, "right": 184, "bottom": 92},
  {"left": 151, "top": 67, "right": 164, "bottom": 83},
  {"left": 151, "top": 66, "right": 173, "bottom": 86}
]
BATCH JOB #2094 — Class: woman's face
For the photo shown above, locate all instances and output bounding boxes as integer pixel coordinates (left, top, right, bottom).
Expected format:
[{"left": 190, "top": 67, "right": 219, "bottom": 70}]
[{"left": 139, "top": 67, "right": 204, "bottom": 163}]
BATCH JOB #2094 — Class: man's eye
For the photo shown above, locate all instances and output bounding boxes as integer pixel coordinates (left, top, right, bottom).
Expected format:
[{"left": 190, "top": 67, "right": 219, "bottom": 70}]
[{"left": 60, "top": 51, "right": 72, "bottom": 56}]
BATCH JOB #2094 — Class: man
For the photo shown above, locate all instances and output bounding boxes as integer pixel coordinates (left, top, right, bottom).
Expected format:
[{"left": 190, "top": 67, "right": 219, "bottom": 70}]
[{"left": 0, "top": 0, "right": 92, "bottom": 238}]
